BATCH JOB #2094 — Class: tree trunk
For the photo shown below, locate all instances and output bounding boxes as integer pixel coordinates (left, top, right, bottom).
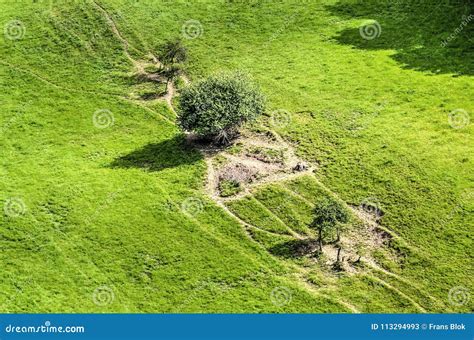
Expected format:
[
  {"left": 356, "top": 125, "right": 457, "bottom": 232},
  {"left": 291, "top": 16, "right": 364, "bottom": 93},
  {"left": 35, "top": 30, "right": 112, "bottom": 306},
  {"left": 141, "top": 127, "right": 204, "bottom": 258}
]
[
  {"left": 336, "top": 247, "right": 341, "bottom": 263},
  {"left": 318, "top": 229, "right": 322, "bottom": 251}
]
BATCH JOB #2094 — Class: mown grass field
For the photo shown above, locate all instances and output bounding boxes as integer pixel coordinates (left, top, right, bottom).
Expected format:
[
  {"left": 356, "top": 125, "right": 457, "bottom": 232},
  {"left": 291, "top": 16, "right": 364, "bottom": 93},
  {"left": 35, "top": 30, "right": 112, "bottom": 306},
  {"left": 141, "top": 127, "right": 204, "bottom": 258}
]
[{"left": 1, "top": 0, "right": 472, "bottom": 313}]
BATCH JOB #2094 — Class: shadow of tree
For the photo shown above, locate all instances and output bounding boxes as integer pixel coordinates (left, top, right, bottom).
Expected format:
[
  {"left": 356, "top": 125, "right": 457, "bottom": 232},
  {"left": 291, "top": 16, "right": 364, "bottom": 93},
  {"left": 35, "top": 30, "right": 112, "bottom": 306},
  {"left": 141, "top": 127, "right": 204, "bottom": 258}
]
[
  {"left": 110, "top": 134, "right": 202, "bottom": 172},
  {"left": 123, "top": 70, "right": 167, "bottom": 101},
  {"left": 269, "top": 238, "right": 318, "bottom": 259},
  {"left": 327, "top": 0, "right": 473, "bottom": 75}
]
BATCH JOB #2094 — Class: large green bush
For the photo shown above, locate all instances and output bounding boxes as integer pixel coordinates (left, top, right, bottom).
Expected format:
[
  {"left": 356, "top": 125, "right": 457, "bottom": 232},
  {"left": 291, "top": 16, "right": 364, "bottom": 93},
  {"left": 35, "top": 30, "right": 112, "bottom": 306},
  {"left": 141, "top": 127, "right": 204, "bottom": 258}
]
[{"left": 177, "top": 71, "right": 265, "bottom": 144}]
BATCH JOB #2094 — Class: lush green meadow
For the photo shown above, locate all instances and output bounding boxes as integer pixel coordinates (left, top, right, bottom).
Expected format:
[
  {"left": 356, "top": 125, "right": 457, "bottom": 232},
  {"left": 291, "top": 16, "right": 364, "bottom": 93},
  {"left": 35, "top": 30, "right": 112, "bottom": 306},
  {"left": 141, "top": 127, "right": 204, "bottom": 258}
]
[{"left": 0, "top": 0, "right": 472, "bottom": 312}]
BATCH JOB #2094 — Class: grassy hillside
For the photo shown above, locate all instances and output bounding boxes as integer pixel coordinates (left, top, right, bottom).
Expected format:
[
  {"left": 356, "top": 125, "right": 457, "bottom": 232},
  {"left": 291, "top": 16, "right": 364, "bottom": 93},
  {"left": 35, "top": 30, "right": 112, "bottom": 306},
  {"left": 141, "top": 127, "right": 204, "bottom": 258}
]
[{"left": 1, "top": 0, "right": 472, "bottom": 312}]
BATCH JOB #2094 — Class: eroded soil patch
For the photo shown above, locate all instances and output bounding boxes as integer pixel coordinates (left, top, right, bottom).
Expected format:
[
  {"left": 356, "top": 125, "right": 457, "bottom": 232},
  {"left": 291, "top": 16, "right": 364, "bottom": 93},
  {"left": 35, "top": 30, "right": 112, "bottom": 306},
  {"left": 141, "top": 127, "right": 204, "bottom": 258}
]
[{"left": 199, "top": 130, "right": 313, "bottom": 201}]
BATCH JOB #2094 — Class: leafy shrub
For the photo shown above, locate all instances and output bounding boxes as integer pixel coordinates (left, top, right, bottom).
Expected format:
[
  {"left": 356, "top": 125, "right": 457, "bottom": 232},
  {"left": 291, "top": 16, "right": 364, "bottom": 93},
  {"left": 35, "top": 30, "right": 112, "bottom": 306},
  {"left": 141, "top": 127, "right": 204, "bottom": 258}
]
[{"left": 177, "top": 71, "right": 265, "bottom": 144}]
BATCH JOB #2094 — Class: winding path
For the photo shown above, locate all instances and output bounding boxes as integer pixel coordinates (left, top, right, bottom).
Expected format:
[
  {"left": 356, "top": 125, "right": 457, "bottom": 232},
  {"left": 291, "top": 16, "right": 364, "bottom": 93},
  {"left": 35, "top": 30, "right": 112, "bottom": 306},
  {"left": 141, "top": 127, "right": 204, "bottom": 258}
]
[{"left": 85, "top": 0, "right": 442, "bottom": 313}]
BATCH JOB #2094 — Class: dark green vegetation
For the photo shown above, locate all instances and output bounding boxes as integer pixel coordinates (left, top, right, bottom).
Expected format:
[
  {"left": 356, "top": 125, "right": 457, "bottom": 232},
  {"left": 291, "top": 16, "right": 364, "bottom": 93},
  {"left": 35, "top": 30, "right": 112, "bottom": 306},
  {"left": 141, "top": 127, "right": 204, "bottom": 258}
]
[
  {"left": 310, "top": 197, "right": 350, "bottom": 250},
  {"left": 1, "top": 0, "right": 472, "bottom": 312},
  {"left": 178, "top": 71, "right": 265, "bottom": 143},
  {"left": 157, "top": 38, "right": 187, "bottom": 92}
]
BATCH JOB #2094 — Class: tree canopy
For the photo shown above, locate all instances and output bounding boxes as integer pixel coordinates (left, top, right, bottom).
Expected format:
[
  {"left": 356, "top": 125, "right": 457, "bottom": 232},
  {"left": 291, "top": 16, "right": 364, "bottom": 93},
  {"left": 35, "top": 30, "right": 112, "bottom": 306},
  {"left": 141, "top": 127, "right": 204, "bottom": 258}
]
[{"left": 177, "top": 71, "right": 265, "bottom": 144}]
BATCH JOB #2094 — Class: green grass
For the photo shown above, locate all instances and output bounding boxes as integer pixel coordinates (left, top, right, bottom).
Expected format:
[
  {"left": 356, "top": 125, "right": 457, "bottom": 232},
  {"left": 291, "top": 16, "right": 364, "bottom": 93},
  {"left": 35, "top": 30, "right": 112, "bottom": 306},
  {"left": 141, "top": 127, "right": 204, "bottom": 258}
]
[
  {"left": 0, "top": 0, "right": 347, "bottom": 313},
  {"left": 218, "top": 179, "right": 242, "bottom": 197},
  {"left": 226, "top": 196, "right": 291, "bottom": 235},
  {"left": 253, "top": 184, "right": 314, "bottom": 236},
  {"left": 245, "top": 146, "right": 285, "bottom": 164},
  {"left": 1, "top": 0, "right": 472, "bottom": 312}
]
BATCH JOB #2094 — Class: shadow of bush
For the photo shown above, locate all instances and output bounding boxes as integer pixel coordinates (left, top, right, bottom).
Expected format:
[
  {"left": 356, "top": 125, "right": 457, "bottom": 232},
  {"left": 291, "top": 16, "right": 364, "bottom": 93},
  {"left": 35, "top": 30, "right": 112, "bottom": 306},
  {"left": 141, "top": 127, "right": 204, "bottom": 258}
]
[
  {"left": 110, "top": 134, "right": 202, "bottom": 172},
  {"left": 327, "top": 0, "right": 473, "bottom": 75},
  {"left": 269, "top": 238, "right": 319, "bottom": 259}
]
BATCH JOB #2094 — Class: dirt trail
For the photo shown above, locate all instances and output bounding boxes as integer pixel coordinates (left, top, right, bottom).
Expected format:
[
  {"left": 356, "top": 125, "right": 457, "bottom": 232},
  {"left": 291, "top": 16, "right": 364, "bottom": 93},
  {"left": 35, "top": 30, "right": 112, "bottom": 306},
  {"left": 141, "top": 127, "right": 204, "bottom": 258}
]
[
  {"left": 89, "top": 1, "right": 430, "bottom": 313},
  {"left": 299, "top": 278, "right": 361, "bottom": 313},
  {"left": 0, "top": 60, "right": 175, "bottom": 125},
  {"left": 162, "top": 73, "right": 191, "bottom": 114},
  {"left": 367, "top": 274, "right": 426, "bottom": 312},
  {"left": 92, "top": 0, "right": 187, "bottom": 114},
  {"left": 162, "top": 81, "right": 176, "bottom": 114},
  {"left": 200, "top": 128, "right": 315, "bottom": 203},
  {"left": 91, "top": 0, "right": 142, "bottom": 71},
  {"left": 13, "top": 0, "right": 176, "bottom": 125},
  {"left": 200, "top": 129, "right": 435, "bottom": 312}
]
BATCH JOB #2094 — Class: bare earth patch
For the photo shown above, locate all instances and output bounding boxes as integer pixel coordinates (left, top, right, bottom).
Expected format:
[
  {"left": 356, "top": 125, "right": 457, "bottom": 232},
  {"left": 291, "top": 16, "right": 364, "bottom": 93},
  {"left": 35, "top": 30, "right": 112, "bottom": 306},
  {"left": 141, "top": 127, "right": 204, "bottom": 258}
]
[
  {"left": 197, "top": 129, "right": 396, "bottom": 276},
  {"left": 198, "top": 130, "right": 314, "bottom": 201}
]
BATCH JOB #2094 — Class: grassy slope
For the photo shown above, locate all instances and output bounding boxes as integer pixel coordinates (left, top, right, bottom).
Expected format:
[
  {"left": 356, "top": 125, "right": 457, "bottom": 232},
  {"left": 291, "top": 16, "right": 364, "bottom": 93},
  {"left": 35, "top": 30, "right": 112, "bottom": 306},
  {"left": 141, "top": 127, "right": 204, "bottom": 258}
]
[
  {"left": 100, "top": 0, "right": 473, "bottom": 312},
  {"left": 0, "top": 0, "right": 472, "bottom": 312},
  {"left": 0, "top": 1, "right": 346, "bottom": 312}
]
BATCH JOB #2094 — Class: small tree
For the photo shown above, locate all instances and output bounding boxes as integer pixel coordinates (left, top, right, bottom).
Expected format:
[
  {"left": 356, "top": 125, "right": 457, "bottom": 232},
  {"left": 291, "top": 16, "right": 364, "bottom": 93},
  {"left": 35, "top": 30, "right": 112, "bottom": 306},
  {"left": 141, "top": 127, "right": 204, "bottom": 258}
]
[
  {"left": 162, "top": 64, "right": 182, "bottom": 93},
  {"left": 310, "top": 197, "right": 350, "bottom": 251},
  {"left": 158, "top": 39, "right": 187, "bottom": 65},
  {"left": 178, "top": 71, "right": 265, "bottom": 144},
  {"left": 157, "top": 38, "right": 187, "bottom": 93}
]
